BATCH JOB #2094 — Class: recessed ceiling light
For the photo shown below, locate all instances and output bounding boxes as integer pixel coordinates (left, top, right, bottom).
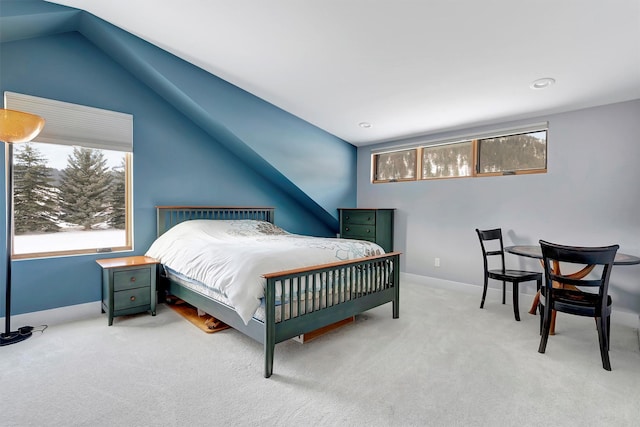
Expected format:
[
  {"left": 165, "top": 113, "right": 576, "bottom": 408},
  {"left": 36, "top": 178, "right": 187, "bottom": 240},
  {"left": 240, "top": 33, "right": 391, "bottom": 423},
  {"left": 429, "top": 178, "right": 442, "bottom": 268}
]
[
  {"left": 530, "top": 77, "right": 556, "bottom": 90},
  {"left": 359, "top": 122, "right": 372, "bottom": 128}
]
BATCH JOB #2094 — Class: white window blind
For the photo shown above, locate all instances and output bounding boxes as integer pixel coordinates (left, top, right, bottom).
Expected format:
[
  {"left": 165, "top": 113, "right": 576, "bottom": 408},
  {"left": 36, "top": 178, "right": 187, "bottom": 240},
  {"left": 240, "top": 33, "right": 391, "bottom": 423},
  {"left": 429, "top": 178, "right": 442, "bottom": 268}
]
[{"left": 4, "top": 91, "right": 133, "bottom": 152}]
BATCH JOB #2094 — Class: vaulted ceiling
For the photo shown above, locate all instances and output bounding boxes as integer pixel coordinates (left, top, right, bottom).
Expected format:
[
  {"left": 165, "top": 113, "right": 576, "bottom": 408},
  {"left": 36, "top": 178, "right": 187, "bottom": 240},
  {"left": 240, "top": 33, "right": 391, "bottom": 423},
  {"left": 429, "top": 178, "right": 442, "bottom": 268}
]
[{"left": 44, "top": 0, "right": 640, "bottom": 146}]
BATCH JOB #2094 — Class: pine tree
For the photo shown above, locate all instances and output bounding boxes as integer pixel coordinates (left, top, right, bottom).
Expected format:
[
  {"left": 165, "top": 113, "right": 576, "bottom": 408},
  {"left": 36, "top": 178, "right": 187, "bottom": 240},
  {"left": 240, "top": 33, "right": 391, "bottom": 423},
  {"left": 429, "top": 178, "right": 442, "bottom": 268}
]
[
  {"left": 59, "top": 147, "right": 113, "bottom": 230},
  {"left": 108, "top": 158, "right": 126, "bottom": 229},
  {"left": 13, "top": 143, "right": 59, "bottom": 233}
]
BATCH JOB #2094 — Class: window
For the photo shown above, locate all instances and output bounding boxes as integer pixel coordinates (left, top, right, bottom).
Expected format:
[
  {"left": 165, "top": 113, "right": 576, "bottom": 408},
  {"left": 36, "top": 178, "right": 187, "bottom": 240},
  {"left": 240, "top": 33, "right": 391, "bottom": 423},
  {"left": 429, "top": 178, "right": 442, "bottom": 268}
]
[
  {"left": 422, "top": 141, "right": 473, "bottom": 179},
  {"left": 477, "top": 131, "right": 547, "bottom": 175},
  {"left": 5, "top": 92, "right": 133, "bottom": 259},
  {"left": 373, "top": 149, "right": 416, "bottom": 181},
  {"left": 372, "top": 126, "right": 547, "bottom": 183}
]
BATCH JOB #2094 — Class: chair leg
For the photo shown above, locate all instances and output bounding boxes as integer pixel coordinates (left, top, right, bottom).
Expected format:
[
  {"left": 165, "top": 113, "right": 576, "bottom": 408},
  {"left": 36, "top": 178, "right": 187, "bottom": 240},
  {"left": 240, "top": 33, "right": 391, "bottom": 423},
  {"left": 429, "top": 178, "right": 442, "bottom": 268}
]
[
  {"left": 606, "top": 314, "right": 611, "bottom": 351},
  {"left": 512, "top": 282, "right": 520, "bottom": 321},
  {"left": 480, "top": 275, "right": 488, "bottom": 309},
  {"left": 593, "top": 315, "right": 612, "bottom": 351},
  {"left": 596, "top": 316, "right": 611, "bottom": 371},
  {"left": 538, "top": 302, "right": 544, "bottom": 335},
  {"left": 502, "top": 281, "right": 506, "bottom": 304},
  {"left": 537, "top": 281, "right": 543, "bottom": 319},
  {"left": 538, "top": 303, "right": 552, "bottom": 353}
]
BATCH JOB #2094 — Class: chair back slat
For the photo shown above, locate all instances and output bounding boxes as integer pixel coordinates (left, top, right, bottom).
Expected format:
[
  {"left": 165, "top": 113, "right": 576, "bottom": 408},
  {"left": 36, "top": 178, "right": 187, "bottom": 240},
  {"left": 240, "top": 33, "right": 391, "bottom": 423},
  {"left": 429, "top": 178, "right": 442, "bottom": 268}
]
[{"left": 548, "top": 275, "right": 603, "bottom": 289}]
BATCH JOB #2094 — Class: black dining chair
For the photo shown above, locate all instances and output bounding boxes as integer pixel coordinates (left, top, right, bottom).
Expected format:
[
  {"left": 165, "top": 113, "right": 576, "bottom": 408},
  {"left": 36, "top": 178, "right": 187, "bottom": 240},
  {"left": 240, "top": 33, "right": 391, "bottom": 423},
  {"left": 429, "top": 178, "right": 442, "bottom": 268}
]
[
  {"left": 476, "top": 228, "right": 542, "bottom": 321},
  {"left": 537, "top": 240, "right": 619, "bottom": 370}
]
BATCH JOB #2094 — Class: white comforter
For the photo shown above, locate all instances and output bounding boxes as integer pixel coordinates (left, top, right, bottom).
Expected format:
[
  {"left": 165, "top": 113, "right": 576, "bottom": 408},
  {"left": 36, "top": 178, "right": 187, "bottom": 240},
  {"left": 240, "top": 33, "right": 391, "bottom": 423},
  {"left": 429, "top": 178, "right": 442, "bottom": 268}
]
[{"left": 145, "top": 219, "right": 384, "bottom": 324}]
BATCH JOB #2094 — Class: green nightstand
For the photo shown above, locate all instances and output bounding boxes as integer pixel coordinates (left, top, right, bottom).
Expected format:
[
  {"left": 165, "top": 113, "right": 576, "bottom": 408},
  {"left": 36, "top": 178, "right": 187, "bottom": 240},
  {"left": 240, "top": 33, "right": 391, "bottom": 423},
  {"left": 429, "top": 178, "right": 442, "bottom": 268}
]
[{"left": 96, "top": 256, "right": 159, "bottom": 326}]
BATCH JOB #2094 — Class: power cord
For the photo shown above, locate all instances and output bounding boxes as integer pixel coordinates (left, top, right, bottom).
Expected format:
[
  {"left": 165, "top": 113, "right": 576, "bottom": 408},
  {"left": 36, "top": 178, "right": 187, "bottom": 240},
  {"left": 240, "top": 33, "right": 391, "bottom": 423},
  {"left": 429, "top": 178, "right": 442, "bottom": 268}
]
[{"left": 33, "top": 325, "right": 48, "bottom": 334}]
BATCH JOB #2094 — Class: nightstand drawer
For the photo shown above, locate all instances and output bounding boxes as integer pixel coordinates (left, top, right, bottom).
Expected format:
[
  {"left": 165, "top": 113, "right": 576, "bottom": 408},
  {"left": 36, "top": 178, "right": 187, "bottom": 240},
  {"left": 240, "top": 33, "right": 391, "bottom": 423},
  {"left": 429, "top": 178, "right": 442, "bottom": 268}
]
[
  {"left": 342, "top": 223, "right": 375, "bottom": 239},
  {"left": 113, "top": 268, "right": 151, "bottom": 291},
  {"left": 114, "top": 287, "right": 151, "bottom": 310},
  {"left": 341, "top": 210, "right": 376, "bottom": 225}
]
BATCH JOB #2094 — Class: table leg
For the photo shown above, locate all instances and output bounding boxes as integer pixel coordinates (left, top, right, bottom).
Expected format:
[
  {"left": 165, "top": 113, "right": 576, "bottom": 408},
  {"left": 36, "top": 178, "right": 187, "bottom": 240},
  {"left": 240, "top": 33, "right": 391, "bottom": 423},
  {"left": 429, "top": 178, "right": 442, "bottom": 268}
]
[
  {"left": 529, "top": 290, "right": 557, "bottom": 335},
  {"left": 550, "top": 310, "right": 557, "bottom": 335},
  {"left": 528, "top": 291, "right": 539, "bottom": 315}
]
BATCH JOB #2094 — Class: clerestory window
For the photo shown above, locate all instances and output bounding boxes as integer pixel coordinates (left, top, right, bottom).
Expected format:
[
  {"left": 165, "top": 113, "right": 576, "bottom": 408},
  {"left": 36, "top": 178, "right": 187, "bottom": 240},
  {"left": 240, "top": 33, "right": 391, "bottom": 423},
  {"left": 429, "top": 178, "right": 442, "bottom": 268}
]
[{"left": 372, "top": 125, "right": 547, "bottom": 183}]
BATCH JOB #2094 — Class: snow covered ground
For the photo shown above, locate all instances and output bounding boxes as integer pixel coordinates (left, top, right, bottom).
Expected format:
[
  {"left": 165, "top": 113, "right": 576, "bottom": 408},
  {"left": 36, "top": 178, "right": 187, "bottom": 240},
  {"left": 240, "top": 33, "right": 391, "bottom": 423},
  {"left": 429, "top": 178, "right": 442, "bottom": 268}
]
[{"left": 15, "top": 229, "right": 126, "bottom": 254}]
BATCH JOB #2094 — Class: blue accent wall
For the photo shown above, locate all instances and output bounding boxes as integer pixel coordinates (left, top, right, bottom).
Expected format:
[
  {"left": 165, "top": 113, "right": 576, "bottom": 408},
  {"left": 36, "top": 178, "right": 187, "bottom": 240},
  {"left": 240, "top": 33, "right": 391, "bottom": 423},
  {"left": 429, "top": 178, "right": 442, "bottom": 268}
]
[{"left": 0, "top": 1, "right": 357, "bottom": 316}]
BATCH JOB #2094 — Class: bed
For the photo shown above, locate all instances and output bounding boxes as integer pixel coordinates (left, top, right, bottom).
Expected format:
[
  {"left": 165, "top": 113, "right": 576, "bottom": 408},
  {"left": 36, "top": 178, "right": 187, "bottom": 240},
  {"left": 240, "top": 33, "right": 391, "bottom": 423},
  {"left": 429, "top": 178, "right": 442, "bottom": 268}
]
[{"left": 147, "top": 206, "right": 401, "bottom": 377}]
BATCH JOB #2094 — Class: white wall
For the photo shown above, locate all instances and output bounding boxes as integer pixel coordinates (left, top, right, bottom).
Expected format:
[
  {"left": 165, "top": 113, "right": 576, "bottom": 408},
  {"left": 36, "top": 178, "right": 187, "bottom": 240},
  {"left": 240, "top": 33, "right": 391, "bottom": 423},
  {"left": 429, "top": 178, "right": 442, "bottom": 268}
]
[{"left": 357, "top": 99, "right": 640, "bottom": 316}]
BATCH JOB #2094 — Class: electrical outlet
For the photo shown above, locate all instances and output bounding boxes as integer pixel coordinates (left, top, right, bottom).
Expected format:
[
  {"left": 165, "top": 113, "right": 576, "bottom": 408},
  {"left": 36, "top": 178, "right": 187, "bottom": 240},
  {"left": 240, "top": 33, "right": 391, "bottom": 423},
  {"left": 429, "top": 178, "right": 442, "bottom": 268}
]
[{"left": 434, "top": 257, "right": 440, "bottom": 267}]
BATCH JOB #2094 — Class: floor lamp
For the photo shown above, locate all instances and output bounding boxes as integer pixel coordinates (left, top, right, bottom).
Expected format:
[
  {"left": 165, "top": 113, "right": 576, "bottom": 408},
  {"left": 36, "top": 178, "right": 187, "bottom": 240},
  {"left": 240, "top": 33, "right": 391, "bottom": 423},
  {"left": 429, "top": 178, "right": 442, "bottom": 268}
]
[{"left": 0, "top": 109, "right": 45, "bottom": 346}]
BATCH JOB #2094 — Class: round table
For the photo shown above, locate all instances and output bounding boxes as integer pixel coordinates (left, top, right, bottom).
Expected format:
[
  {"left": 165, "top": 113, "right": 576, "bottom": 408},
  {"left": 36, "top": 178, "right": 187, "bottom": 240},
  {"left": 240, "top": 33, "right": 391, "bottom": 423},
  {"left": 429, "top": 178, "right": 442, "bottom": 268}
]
[{"left": 505, "top": 245, "right": 640, "bottom": 265}]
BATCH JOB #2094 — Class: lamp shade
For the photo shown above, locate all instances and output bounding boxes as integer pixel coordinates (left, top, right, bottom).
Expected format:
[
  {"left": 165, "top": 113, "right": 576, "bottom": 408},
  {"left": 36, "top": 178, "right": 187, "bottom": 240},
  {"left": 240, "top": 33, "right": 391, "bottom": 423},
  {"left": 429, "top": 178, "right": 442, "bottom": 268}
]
[{"left": 0, "top": 109, "right": 45, "bottom": 143}]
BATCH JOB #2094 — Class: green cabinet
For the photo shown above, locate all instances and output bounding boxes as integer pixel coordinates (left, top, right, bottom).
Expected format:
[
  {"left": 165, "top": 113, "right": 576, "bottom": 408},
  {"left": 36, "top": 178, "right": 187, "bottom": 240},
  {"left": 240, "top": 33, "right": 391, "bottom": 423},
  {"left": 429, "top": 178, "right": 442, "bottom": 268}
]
[
  {"left": 97, "top": 256, "right": 158, "bottom": 326},
  {"left": 338, "top": 208, "right": 395, "bottom": 252}
]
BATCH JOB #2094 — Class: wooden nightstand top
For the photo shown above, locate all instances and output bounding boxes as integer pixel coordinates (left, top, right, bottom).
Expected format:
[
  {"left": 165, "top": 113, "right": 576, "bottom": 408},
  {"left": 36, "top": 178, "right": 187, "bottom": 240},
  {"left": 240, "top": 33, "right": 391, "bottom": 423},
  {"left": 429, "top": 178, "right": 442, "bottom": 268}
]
[{"left": 96, "top": 255, "right": 159, "bottom": 269}]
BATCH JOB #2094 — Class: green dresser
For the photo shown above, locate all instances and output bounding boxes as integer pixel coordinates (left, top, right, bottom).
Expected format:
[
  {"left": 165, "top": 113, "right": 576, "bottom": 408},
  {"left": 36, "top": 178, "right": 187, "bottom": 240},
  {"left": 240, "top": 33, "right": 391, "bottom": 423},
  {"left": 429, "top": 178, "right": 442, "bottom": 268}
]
[
  {"left": 338, "top": 208, "right": 395, "bottom": 252},
  {"left": 96, "top": 256, "right": 159, "bottom": 326}
]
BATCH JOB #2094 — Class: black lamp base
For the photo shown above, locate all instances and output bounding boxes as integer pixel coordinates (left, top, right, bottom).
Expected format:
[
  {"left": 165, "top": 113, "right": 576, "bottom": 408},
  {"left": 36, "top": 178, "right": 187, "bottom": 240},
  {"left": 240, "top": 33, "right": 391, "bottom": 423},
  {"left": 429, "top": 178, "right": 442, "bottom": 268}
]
[{"left": 0, "top": 327, "right": 33, "bottom": 346}]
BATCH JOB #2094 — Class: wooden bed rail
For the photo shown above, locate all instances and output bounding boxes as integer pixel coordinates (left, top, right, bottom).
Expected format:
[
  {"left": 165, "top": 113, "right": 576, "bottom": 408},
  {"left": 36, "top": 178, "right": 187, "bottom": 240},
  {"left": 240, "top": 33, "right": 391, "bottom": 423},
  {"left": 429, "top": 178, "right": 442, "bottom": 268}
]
[{"left": 262, "top": 251, "right": 402, "bottom": 279}]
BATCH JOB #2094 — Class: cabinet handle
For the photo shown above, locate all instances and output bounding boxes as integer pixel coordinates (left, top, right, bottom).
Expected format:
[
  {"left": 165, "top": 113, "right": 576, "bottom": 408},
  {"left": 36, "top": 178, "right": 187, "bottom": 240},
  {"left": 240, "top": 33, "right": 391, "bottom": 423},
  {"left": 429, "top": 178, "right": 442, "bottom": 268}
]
[
  {"left": 130, "top": 277, "right": 136, "bottom": 282},
  {"left": 130, "top": 296, "right": 136, "bottom": 302},
  {"left": 366, "top": 229, "right": 371, "bottom": 233},
  {"left": 345, "top": 216, "right": 350, "bottom": 220},
  {"left": 345, "top": 227, "right": 350, "bottom": 231}
]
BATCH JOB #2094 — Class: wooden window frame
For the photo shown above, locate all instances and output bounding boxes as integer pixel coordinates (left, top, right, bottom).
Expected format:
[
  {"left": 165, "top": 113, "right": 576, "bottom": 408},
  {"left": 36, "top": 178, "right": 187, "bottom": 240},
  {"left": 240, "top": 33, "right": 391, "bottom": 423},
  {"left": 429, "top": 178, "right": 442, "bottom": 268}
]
[{"left": 12, "top": 147, "right": 133, "bottom": 260}]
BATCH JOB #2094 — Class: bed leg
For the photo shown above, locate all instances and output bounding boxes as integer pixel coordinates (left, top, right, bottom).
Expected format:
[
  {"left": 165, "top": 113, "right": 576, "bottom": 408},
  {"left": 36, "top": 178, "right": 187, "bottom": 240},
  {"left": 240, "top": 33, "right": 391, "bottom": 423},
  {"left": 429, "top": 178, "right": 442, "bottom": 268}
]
[
  {"left": 264, "top": 340, "right": 275, "bottom": 378},
  {"left": 265, "top": 278, "right": 276, "bottom": 378},
  {"left": 392, "top": 257, "right": 400, "bottom": 319}
]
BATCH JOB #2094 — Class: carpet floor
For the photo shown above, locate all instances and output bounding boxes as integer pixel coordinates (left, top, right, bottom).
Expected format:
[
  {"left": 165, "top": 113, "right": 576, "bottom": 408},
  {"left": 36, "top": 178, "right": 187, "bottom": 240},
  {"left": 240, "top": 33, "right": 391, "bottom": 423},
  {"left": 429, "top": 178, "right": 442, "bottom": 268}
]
[{"left": 1, "top": 279, "right": 639, "bottom": 426}]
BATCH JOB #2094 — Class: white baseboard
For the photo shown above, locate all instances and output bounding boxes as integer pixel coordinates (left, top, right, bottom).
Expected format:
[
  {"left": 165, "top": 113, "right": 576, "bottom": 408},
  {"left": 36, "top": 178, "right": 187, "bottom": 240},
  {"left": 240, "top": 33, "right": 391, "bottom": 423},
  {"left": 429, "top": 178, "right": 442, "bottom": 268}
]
[
  {"left": 401, "top": 272, "right": 640, "bottom": 329},
  {"left": 0, "top": 301, "right": 102, "bottom": 329}
]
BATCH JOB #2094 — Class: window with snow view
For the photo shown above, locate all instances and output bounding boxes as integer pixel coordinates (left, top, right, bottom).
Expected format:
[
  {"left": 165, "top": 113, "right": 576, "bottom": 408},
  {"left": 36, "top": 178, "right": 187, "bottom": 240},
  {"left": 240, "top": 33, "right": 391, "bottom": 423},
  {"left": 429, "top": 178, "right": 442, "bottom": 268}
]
[{"left": 12, "top": 142, "right": 132, "bottom": 259}]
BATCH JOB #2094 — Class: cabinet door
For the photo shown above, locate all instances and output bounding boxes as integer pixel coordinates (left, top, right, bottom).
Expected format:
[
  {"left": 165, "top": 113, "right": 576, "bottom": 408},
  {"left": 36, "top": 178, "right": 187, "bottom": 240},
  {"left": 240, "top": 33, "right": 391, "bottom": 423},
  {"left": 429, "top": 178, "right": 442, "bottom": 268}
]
[{"left": 374, "top": 210, "right": 394, "bottom": 252}]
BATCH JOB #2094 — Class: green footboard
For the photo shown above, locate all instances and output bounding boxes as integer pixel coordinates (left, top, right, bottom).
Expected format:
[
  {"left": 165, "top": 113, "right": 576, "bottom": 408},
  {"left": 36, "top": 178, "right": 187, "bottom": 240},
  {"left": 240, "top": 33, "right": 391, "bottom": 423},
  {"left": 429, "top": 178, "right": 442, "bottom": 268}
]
[{"left": 263, "top": 251, "right": 400, "bottom": 378}]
